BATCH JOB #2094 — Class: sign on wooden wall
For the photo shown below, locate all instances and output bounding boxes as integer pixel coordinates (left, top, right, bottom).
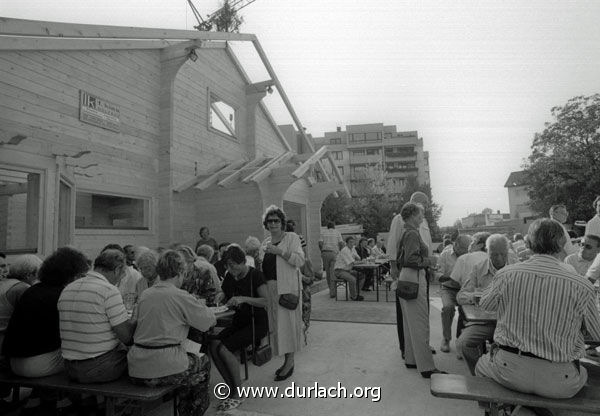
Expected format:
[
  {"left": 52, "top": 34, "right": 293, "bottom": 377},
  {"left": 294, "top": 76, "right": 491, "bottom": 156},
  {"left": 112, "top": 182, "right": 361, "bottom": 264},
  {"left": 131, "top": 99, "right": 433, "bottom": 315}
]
[{"left": 79, "top": 90, "right": 120, "bottom": 132}]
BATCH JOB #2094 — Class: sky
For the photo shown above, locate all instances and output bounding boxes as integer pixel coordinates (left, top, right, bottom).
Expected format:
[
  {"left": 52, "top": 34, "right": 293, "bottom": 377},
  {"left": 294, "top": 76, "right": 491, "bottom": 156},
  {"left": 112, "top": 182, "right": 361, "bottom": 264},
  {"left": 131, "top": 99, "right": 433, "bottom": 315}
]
[{"left": 2, "top": 0, "right": 600, "bottom": 226}]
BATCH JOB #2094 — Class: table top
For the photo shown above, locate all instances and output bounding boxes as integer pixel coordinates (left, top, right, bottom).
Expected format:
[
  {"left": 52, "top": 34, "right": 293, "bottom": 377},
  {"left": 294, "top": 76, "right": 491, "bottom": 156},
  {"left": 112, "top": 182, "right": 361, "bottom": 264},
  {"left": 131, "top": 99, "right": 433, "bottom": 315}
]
[{"left": 461, "top": 304, "right": 497, "bottom": 323}]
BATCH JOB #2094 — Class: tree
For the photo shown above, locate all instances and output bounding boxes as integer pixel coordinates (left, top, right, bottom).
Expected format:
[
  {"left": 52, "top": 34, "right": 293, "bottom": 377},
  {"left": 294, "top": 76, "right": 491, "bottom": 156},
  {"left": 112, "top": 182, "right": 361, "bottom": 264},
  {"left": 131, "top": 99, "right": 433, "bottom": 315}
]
[
  {"left": 523, "top": 94, "right": 600, "bottom": 222},
  {"left": 198, "top": 0, "right": 244, "bottom": 33},
  {"left": 321, "top": 193, "right": 353, "bottom": 226}
]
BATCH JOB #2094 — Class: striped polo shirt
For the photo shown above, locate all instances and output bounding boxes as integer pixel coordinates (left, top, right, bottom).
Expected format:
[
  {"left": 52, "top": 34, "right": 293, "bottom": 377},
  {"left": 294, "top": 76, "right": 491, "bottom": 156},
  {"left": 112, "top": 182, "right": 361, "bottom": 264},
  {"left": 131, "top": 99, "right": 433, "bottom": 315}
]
[
  {"left": 480, "top": 254, "right": 600, "bottom": 362},
  {"left": 58, "top": 270, "right": 128, "bottom": 360}
]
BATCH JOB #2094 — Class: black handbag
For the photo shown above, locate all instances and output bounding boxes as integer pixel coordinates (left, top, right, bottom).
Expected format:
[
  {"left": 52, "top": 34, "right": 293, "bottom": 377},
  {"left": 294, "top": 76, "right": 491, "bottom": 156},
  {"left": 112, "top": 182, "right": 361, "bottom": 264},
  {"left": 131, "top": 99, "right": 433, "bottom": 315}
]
[
  {"left": 278, "top": 293, "right": 299, "bottom": 310},
  {"left": 396, "top": 280, "right": 419, "bottom": 300},
  {"left": 250, "top": 272, "right": 272, "bottom": 366},
  {"left": 278, "top": 269, "right": 302, "bottom": 310}
]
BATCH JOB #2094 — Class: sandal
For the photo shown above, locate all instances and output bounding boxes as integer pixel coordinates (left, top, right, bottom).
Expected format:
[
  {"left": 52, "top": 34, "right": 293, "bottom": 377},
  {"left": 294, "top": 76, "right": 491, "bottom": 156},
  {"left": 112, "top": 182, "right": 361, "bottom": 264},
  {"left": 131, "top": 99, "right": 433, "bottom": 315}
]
[{"left": 217, "top": 398, "right": 244, "bottom": 412}]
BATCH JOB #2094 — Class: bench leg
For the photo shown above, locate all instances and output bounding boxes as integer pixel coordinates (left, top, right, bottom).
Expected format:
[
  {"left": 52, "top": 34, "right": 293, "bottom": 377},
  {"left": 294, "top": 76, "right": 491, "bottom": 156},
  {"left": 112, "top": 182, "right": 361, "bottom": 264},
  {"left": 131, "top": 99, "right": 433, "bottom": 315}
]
[{"left": 11, "top": 386, "right": 20, "bottom": 403}]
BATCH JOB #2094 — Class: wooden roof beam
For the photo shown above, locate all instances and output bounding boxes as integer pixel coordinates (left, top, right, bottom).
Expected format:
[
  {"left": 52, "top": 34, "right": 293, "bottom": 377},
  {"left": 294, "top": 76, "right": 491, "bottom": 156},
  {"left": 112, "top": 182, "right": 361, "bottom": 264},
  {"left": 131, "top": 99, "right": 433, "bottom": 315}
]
[
  {"left": 226, "top": 46, "right": 292, "bottom": 152},
  {"left": 242, "top": 152, "right": 292, "bottom": 183},
  {"left": 245, "top": 80, "right": 275, "bottom": 95},
  {"left": 195, "top": 158, "right": 247, "bottom": 190},
  {"left": 217, "top": 156, "right": 267, "bottom": 187},
  {"left": 0, "top": 36, "right": 175, "bottom": 51},
  {"left": 292, "top": 146, "right": 328, "bottom": 178},
  {"left": 0, "top": 17, "right": 257, "bottom": 42}
]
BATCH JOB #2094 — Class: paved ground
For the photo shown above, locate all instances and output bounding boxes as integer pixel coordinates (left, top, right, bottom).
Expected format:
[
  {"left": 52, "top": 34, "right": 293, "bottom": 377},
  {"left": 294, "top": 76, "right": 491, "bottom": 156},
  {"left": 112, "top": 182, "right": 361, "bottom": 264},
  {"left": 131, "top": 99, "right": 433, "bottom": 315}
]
[{"left": 193, "top": 284, "right": 481, "bottom": 416}]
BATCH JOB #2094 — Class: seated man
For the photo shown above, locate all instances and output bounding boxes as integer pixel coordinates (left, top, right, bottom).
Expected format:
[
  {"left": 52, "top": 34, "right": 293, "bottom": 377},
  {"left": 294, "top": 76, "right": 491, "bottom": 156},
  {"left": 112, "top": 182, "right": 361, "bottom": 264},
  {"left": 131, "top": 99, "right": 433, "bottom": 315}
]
[
  {"left": 58, "top": 249, "right": 136, "bottom": 383},
  {"left": 196, "top": 244, "right": 224, "bottom": 305},
  {"left": 456, "top": 234, "right": 512, "bottom": 375},
  {"left": 564, "top": 234, "right": 600, "bottom": 276},
  {"left": 438, "top": 234, "right": 471, "bottom": 353},
  {"left": 333, "top": 237, "right": 365, "bottom": 301},
  {"left": 476, "top": 218, "right": 600, "bottom": 400}
]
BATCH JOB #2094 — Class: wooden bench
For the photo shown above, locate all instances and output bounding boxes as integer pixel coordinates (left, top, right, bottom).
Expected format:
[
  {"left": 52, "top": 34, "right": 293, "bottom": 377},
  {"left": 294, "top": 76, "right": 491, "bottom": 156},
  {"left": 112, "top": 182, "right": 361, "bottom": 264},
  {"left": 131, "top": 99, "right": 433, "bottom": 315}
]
[
  {"left": 0, "top": 372, "right": 178, "bottom": 416},
  {"left": 430, "top": 373, "right": 600, "bottom": 415}
]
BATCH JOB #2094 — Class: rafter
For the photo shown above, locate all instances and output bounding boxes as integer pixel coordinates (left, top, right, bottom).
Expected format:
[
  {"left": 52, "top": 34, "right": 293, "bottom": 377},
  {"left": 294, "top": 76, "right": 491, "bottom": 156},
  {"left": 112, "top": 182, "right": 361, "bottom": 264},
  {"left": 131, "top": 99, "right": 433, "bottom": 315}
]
[{"left": 217, "top": 156, "right": 267, "bottom": 187}]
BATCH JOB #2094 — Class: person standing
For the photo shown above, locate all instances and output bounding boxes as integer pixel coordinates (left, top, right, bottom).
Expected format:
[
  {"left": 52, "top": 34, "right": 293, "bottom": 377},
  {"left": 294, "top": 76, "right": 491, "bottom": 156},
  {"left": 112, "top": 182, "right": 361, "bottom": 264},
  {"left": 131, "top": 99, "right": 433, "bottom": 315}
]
[
  {"left": 195, "top": 227, "right": 219, "bottom": 263},
  {"left": 476, "top": 218, "right": 600, "bottom": 401},
  {"left": 260, "top": 205, "right": 304, "bottom": 382},
  {"left": 387, "top": 192, "right": 435, "bottom": 357},
  {"left": 549, "top": 204, "right": 578, "bottom": 258},
  {"left": 397, "top": 202, "right": 444, "bottom": 378},
  {"left": 319, "top": 221, "right": 344, "bottom": 298},
  {"left": 585, "top": 196, "right": 600, "bottom": 238}
]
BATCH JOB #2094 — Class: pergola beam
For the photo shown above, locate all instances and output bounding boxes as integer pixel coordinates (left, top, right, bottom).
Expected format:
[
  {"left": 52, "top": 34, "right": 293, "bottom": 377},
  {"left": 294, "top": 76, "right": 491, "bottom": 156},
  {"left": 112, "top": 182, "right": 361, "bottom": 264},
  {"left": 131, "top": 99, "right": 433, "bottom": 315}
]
[
  {"left": 217, "top": 156, "right": 266, "bottom": 187},
  {"left": 242, "top": 152, "right": 293, "bottom": 183},
  {"left": 292, "top": 146, "right": 328, "bottom": 178},
  {"left": 195, "top": 159, "right": 247, "bottom": 190},
  {"left": 173, "top": 162, "right": 229, "bottom": 193},
  {"left": 0, "top": 17, "right": 257, "bottom": 42}
]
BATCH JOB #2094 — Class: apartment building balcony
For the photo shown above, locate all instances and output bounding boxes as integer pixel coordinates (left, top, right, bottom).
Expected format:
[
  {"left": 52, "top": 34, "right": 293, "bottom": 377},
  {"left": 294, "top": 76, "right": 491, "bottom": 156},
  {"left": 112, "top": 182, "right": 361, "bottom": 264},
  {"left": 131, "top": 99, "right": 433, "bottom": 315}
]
[
  {"left": 384, "top": 151, "right": 418, "bottom": 160},
  {"left": 386, "top": 166, "right": 419, "bottom": 173},
  {"left": 348, "top": 154, "right": 383, "bottom": 164}
]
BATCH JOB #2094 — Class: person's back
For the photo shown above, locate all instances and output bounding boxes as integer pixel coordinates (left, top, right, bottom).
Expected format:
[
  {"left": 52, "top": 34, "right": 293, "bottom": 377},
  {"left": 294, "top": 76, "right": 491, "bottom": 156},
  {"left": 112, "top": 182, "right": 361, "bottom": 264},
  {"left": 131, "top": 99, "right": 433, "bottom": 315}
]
[
  {"left": 476, "top": 218, "right": 600, "bottom": 400},
  {"left": 58, "top": 249, "right": 133, "bottom": 383}
]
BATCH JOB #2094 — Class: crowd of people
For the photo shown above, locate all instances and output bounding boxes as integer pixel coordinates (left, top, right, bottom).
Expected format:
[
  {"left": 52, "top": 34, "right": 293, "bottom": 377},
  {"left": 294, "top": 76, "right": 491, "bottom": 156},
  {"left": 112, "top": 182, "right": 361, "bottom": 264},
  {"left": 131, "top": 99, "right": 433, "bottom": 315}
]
[
  {"left": 2, "top": 195, "right": 600, "bottom": 415},
  {"left": 386, "top": 194, "right": 600, "bottom": 414},
  {"left": 0, "top": 205, "right": 310, "bottom": 415}
]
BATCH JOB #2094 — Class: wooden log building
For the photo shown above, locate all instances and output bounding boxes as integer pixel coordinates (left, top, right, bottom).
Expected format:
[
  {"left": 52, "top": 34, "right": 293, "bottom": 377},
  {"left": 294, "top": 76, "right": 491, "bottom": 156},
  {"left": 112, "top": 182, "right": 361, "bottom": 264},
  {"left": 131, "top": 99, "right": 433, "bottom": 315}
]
[{"left": 0, "top": 17, "right": 348, "bottom": 270}]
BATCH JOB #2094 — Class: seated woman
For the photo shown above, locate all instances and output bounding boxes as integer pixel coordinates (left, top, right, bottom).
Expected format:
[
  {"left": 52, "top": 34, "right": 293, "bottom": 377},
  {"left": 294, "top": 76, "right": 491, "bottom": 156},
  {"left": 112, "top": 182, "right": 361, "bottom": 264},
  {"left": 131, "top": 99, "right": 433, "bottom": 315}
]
[
  {"left": 176, "top": 245, "right": 217, "bottom": 306},
  {"left": 356, "top": 237, "right": 374, "bottom": 291},
  {"left": 209, "top": 245, "right": 268, "bottom": 412},
  {"left": 128, "top": 250, "right": 216, "bottom": 416},
  {"left": 2, "top": 247, "right": 89, "bottom": 413}
]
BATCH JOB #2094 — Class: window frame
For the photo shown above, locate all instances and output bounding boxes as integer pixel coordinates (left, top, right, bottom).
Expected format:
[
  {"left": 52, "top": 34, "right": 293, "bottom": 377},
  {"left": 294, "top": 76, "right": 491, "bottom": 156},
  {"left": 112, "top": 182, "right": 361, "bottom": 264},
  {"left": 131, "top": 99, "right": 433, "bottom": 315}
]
[
  {"left": 74, "top": 188, "right": 153, "bottom": 235},
  {"left": 207, "top": 88, "right": 239, "bottom": 141},
  {"left": 0, "top": 163, "right": 45, "bottom": 254}
]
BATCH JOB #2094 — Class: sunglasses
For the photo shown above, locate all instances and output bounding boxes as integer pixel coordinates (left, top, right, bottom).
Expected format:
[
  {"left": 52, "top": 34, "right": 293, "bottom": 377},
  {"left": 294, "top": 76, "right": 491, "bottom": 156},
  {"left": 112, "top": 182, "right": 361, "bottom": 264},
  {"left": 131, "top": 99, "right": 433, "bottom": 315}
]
[{"left": 266, "top": 219, "right": 281, "bottom": 224}]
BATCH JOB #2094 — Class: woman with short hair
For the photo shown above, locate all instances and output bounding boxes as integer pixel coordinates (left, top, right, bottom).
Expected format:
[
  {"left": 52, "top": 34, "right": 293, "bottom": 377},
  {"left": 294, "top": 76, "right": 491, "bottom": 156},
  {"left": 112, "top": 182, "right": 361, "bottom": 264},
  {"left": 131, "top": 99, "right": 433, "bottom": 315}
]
[
  {"left": 128, "top": 250, "right": 216, "bottom": 416},
  {"left": 260, "top": 205, "right": 304, "bottom": 381},
  {"left": 397, "top": 202, "right": 444, "bottom": 378},
  {"left": 176, "top": 245, "right": 217, "bottom": 306}
]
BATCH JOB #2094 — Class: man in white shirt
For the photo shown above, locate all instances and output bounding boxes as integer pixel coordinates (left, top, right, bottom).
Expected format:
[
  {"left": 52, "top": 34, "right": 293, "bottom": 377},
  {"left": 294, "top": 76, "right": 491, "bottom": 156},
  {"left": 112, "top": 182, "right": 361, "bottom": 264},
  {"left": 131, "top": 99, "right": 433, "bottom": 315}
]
[
  {"left": 333, "top": 236, "right": 364, "bottom": 301},
  {"left": 438, "top": 235, "right": 471, "bottom": 353},
  {"left": 565, "top": 235, "right": 600, "bottom": 276},
  {"left": 585, "top": 196, "right": 600, "bottom": 238},
  {"left": 549, "top": 204, "right": 578, "bottom": 258},
  {"left": 319, "top": 221, "right": 344, "bottom": 298}
]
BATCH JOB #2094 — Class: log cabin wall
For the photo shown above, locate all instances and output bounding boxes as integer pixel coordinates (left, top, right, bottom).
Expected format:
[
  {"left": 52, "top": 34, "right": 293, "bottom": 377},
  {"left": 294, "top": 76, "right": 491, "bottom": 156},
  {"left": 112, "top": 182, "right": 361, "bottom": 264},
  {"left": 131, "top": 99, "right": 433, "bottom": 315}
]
[{"left": 0, "top": 49, "right": 162, "bottom": 258}]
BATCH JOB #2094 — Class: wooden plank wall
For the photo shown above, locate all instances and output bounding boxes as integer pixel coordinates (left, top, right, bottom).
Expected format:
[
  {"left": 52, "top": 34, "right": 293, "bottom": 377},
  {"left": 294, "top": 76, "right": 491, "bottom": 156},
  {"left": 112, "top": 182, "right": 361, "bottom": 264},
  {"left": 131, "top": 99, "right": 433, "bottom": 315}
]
[
  {"left": 0, "top": 49, "right": 162, "bottom": 257},
  {"left": 171, "top": 48, "right": 289, "bottom": 247}
]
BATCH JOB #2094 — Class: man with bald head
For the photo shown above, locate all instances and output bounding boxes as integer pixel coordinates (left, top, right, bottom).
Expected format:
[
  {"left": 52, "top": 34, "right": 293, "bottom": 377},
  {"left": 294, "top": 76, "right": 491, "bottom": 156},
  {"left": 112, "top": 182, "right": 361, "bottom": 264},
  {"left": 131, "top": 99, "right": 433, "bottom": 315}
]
[
  {"left": 456, "top": 234, "right": 513, "bottom": 374},
  {"left": 438, "top": 234, "right": 472, "bottom": 353}
]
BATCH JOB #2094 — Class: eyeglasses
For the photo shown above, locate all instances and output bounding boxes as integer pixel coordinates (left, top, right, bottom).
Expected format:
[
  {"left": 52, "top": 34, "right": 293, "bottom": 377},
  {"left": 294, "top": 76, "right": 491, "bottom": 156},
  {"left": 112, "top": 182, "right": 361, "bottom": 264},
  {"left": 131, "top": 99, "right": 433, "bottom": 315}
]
[{"left": 266, "top": 219, "right": 281, "bottom": 224}]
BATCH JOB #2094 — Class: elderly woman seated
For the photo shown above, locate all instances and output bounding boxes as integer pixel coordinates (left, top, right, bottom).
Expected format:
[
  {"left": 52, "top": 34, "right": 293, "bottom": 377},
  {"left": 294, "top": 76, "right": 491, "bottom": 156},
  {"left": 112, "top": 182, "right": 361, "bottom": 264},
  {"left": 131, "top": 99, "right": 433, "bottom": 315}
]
[
  {"left": 134, "top": 248, "right": 159, "bottom": 299},
  {"left": 176, "top": 245, "right": 217, "bottom": 306},
  {"left": 2, "top": 248, "right": 88, "bottom": 414},
  {"left": 0, "top": 254, "right": 42, "bottom": 367},
  {"left": 128, "top": 250, "right": 216, "bottom": 416},
  {"left": 209, "top": 245, "right": 268, "bottom": 412}
]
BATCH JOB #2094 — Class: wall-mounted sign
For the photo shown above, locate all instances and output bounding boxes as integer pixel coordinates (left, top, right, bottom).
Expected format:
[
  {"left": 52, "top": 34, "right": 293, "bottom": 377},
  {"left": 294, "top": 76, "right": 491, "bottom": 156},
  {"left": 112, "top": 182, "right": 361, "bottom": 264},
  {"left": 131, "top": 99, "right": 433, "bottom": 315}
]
[{"left": 79, "top": 90, "right": 120, "bottom": 132}]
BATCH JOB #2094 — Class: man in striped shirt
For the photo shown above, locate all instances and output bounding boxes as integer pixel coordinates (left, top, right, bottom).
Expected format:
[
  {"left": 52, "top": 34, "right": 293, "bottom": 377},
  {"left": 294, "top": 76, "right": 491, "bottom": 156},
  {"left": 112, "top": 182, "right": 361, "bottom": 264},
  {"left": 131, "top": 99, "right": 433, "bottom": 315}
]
[
  {"left": 476, "top": 218, "right": 600, "bottom": 399},
  {"left": 58, "top": 249, "right": 136, "bottom": 383}
]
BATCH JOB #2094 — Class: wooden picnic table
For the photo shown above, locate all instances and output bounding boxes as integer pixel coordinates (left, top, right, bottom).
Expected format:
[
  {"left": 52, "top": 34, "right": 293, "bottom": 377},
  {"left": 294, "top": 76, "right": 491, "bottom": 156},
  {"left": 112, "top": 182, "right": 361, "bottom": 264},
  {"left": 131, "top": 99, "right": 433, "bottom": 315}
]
[
  {"left": 352, "top": 260, "right": 389, "bottom": 302},
  {"left": 461, "top": 304, "right": 497, "bottom": 323}
]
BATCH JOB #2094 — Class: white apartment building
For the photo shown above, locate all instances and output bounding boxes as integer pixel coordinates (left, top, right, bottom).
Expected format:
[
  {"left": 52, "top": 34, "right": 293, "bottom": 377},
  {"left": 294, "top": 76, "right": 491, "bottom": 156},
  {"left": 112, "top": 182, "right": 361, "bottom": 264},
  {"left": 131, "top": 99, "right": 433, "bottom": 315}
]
[{"left": 313, "top": 123, "right": 430, "bottom": 195}]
